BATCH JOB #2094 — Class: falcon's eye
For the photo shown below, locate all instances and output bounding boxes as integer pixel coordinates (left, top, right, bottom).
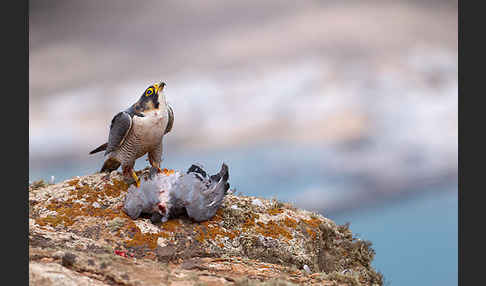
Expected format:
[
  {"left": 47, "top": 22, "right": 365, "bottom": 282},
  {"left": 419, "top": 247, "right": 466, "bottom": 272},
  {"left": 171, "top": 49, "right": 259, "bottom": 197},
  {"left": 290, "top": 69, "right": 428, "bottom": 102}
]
[{"left": 146, "top": 88, "right": 153, "bottom": 96}]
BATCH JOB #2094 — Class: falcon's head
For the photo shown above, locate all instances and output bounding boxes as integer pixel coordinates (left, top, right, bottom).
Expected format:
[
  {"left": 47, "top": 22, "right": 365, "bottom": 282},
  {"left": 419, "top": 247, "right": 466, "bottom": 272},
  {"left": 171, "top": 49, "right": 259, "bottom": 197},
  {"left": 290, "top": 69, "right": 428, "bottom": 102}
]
[{"left": 134, "top": 81, "right": 167, "bottom": 112}]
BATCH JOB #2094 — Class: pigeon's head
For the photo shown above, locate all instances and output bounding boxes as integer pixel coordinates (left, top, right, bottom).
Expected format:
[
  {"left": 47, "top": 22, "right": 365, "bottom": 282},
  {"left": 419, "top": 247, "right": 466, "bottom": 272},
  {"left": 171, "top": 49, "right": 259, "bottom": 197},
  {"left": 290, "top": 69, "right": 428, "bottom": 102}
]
[
  {"left": 155, "top": 203, "right": 169, "bottom": 222},
  {"left": 152, "top": 188, "right": 171, "bottom": 222}
]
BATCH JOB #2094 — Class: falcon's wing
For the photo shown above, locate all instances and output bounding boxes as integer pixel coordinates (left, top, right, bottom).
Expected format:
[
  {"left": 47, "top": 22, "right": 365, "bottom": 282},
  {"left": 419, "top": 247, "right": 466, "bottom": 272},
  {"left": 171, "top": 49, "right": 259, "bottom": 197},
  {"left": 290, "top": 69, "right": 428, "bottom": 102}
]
[
  {"left": 105, "top": 111, "right": 133, "bottom": 154},
  {"left": 164, "top": 104, "right": 174, "bottom": 135}
]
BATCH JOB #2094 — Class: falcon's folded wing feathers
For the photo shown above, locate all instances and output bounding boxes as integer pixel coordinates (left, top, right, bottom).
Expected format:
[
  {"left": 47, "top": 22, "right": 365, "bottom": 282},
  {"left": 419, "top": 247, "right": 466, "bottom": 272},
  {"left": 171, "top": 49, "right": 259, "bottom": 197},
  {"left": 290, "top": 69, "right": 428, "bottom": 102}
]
[
  {"left": 164, "top": 104, "right": 174, "bottom": 135},
  {"left": 105, "top": 111, "right": 133, "bottom": 155}
]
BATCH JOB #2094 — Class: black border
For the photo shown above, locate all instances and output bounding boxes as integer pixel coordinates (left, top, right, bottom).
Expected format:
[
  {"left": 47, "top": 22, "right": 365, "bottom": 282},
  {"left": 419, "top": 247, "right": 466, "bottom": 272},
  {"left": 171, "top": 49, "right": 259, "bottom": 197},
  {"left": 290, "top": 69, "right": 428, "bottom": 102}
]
[
  {"left": 459, "top": 0, "right": 481, "bottom": 285},
  {"left": 3, "top": 0, "right": 28, "bottom": 284}
]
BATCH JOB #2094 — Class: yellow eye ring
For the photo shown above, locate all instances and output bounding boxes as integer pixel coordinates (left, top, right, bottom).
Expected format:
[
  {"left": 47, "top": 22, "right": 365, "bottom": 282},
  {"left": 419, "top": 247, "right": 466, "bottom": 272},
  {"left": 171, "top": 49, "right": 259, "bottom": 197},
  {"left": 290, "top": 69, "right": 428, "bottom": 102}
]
[{"left": 146, "top": 88, "right": 153, "bottom": 96}]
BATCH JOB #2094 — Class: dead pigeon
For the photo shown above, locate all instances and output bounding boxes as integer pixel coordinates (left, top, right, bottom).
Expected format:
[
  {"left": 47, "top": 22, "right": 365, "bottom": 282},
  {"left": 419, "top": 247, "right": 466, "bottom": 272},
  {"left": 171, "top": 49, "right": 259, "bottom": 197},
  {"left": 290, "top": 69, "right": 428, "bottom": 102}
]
[{"left": 123, "top": 163, "right": 230, "bottom": 223}]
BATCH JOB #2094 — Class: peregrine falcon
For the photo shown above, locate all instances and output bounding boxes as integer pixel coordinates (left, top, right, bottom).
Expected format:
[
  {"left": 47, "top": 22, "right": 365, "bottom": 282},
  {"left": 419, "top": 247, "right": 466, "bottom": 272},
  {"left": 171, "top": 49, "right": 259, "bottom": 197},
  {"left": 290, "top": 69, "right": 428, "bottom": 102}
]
[{"left": 89, "top": 81, "right": 174, "bottom": 187}]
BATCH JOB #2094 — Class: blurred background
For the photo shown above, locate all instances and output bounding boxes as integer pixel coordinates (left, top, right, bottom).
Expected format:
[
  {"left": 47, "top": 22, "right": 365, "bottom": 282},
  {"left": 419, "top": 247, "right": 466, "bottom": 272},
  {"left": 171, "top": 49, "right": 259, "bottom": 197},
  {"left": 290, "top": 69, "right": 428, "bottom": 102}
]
[{"left": 29, "top": 0, "right": 457, "bottom": 284}]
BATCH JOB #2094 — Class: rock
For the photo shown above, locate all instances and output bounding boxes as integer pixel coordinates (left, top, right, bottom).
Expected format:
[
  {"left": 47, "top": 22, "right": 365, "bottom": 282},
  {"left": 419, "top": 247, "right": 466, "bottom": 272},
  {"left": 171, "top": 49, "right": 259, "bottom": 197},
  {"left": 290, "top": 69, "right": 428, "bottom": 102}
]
[
  {"left": 61, "top": 252, "right": 76, "bottom": 267},
  {"left": 29, "top": 168, "right": 384, "bottom": 285}
]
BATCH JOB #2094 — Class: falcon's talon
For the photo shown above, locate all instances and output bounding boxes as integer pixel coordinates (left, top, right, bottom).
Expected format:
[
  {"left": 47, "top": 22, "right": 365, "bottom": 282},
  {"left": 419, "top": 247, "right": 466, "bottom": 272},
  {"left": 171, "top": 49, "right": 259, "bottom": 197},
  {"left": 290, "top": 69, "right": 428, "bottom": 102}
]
[{"left": 131, "top": 170, "right": 141, "bottom": 188}]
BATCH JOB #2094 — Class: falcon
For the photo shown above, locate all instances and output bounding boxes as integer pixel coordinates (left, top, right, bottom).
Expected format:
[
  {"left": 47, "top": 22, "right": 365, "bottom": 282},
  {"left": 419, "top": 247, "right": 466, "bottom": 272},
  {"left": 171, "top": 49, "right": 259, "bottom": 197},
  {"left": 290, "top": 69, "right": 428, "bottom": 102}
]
[{"left": 89, "top": 81, "right": 174, "bottom": 187}]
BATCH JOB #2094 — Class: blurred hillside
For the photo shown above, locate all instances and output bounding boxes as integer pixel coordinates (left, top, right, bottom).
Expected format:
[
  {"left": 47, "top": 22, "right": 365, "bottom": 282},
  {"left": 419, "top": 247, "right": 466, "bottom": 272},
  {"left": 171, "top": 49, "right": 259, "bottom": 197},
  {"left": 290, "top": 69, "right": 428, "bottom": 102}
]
[{"left": 29, "top": 0, "right": 457, "bottom": 212}]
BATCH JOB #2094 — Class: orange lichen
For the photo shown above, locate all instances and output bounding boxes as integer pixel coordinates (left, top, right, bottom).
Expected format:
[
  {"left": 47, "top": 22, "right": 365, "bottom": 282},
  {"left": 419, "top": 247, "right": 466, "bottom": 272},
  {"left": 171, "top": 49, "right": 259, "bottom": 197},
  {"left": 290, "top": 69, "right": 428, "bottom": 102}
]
[
  {"left": 161, "top": 219, "right": 181, "bottom": 232},
  {"left": 267, "top": 208, "right": 284, "bottom": 216},
  {"left": 124, "top": 229, "right": 161, "bottom": 249},
  {"left": 35, "top": 178, "right": 131, "bottom": 228},
  {"left": 282, "top": 217, "right": 298, "bottom": 229},
  {"left": 301, "top": 217, "right": 322, "bottom": 240},
  {"left": 302, "top": 217, "right": 322, "bottom": 228},
  {"left": 194, "top": 225, "right": 206, "bottom": 243},
  {"left": 305, "top": 227, "right": 318, "bottom": 240},
  {"left": 194, "top": 223, "right": 238, "bottom": 243},
  {"left": 69, "top": 184, "right": 101, "bottom": 203},
  {"left": 66, "top": 178, "right": 128, "bottom": 204},
  {"left": 36, "top": 199, "right": 129, "bottom": 228},
  {"left": 242, "top": 213, "right": 260, "bottom": 231},
  {"left": 37, "top": 201, "right": 87, "bottom": 227},
  {"left": 103, "top": 179, "right": 128, "bottom": 197},
  {"left": 255, "top": 220, "right": 293, "bottom": 240},
  {"left": 121, "top": 219, "right": 168, "bottom": 250},
  {"left": 209, "top": 208, "right": 224, "bottom": 223},
  {"left": 66, "top": 179, "right": 80, "bottom": 187}
]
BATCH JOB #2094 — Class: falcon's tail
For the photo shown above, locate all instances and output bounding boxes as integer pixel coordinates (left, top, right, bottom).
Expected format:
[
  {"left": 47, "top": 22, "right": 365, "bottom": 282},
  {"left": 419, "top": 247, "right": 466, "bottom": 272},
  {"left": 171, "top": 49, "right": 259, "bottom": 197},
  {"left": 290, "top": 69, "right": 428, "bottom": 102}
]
[
  {"left": 89, "top": 143, "right": 108, "bottom": 155},
  {"left": 100, "top": 158, "right": 121, "bottom": 173}
]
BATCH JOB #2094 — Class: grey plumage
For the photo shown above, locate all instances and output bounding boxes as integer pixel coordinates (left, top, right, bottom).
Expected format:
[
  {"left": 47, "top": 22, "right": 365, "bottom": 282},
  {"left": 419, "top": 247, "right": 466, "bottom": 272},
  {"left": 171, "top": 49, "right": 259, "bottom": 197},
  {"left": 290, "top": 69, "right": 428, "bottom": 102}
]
[
  {"left": 122, "top": 163, "right": 230, "bottom": 223},
  {"left": 105, "top": 111, "right": 133, "bottom": 154}
]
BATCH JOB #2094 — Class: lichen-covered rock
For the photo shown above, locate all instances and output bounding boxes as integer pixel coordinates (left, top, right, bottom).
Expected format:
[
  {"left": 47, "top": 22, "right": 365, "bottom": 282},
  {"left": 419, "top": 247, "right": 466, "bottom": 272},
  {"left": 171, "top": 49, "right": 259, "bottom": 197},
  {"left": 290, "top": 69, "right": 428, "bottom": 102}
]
[{"left": 29, "top": 168, "right": 383, "bottom": 285}]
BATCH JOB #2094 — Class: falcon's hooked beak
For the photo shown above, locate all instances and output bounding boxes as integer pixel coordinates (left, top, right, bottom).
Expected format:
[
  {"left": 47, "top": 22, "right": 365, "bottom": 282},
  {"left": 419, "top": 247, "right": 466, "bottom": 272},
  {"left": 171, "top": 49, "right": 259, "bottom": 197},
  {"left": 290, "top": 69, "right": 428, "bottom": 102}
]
[
  {"left": 153, "top": 81, "right": 166, "bottom": 108},
  {"left": 154, "top": 81, "right": 166, "bottom": 95}
]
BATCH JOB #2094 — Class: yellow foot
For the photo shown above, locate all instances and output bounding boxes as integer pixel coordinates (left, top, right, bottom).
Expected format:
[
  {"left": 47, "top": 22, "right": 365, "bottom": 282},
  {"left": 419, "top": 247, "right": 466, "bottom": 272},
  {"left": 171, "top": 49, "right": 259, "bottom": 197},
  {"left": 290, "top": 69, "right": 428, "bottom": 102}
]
[{"left": 131, "top": 170, "right": 141, "bottom": 188}]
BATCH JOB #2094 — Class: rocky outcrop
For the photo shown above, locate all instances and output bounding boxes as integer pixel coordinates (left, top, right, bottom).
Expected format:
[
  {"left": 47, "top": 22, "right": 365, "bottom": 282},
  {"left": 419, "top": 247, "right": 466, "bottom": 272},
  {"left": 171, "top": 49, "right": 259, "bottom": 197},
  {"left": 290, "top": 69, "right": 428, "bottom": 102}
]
[{"left": 29, "top": 169, "right": 383, "bottom": 285}]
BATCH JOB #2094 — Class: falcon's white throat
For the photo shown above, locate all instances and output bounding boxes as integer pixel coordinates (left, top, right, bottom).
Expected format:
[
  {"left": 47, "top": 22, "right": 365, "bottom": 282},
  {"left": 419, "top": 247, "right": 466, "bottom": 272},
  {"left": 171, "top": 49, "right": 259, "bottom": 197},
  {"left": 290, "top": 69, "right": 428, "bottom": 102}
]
[{"left": 132, "top": 101, "right": 169, "bottom": 146}]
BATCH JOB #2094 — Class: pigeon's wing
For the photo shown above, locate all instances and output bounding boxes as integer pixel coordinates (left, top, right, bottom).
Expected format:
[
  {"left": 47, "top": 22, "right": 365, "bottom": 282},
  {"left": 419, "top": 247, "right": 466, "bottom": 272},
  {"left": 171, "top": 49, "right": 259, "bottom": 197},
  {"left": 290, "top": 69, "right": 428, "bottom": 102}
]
[
  {"left": 202, "top": 163, "right": 230, "bottom": 211},
  {"left": 105, "top": 111, "right": 132, "bottom": 154},
  {"left": 179, "top": 172, "right": 227, "bottom": 222},
  {"left": 209, "top": 163, "right": 230, "bottom": 194},
  {"left": 172, "top": 175, "right": 201, "bottom": 219},
  {"left": 203, "top": 182, "right": 228, "bottom": 210},
  {"left": 164, "top": 104, "right": 174, "bottom": 135}
]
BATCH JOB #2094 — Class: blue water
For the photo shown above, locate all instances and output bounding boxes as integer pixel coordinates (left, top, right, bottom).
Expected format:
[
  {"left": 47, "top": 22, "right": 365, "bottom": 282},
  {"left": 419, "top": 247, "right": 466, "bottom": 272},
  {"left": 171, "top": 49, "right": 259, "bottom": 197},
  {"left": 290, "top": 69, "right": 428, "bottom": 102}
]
[{"left": 331, "top": 189, "right": 458, "bottom": 286}]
